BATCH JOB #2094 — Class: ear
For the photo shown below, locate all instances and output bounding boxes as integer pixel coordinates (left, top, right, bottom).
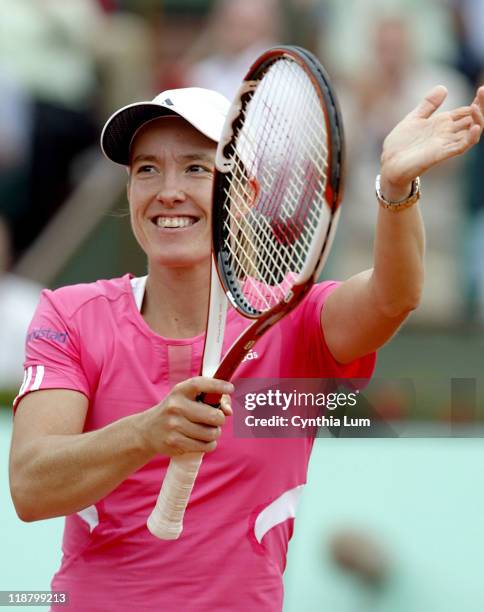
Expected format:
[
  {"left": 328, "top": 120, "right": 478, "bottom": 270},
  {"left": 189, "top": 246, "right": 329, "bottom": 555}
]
[
  {"left": 232, "top": 176, "right": 260, "bottom": 221},
  {"left": 248, "top": 177, "right": 260, "bottom": 207}
]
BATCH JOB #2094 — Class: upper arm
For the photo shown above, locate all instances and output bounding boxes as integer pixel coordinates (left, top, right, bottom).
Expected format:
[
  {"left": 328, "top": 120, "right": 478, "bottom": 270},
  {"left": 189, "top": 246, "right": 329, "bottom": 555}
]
[
  {"left": 322, "top": 269, "right": 409, "bottom": 364},
  {"left": 9, "top": 389, "right": 89, "bottom": 521},
  {"left": 10, "top": 389, "right": 88, "bottom": 462}
]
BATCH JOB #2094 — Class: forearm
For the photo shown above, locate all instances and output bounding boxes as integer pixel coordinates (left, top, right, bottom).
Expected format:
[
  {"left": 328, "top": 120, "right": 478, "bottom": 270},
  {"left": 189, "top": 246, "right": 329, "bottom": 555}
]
[
  {"left": 371, "top": 178, "right": 425, "bottom": 317},
  {"left": 10, "top": 411, "right": 155, "bottom": 522}
]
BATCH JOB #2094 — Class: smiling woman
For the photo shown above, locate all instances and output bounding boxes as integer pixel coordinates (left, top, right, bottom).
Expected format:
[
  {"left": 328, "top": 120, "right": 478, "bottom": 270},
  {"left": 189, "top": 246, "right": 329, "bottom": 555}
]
[{"left": 7, "top": 74, "right": 484, "bottom": 612}]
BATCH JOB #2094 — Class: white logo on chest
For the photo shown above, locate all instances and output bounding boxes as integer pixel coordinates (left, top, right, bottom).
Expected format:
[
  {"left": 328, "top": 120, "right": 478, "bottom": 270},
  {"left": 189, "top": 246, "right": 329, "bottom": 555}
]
[{"left": 242, "top": 349, "right": 259, "bottom": 362}]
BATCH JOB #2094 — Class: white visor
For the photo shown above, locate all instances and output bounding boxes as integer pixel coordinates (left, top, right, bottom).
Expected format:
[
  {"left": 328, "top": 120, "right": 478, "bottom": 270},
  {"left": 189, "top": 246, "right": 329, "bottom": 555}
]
[{"left": 100, "top": 87, "right": 230, "bottom": 166}]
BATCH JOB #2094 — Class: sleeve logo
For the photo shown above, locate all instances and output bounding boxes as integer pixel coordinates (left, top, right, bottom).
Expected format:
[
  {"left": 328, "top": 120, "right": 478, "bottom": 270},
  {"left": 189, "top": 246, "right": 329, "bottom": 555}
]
[{"left": 26, "top": 328, "right": 69, "bottom": 344}]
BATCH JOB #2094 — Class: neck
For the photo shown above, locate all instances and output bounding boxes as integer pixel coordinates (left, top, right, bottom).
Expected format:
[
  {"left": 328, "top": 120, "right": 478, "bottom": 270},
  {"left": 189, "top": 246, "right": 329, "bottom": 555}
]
[{"left": 142, "top": 260, "right": 210, "bottom": 338}]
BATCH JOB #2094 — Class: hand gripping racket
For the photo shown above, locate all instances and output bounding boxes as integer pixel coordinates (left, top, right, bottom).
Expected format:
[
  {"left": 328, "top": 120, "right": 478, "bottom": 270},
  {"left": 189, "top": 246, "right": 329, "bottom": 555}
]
[{"left": 147, "top": 45, "right": 345, "bottom": 539}]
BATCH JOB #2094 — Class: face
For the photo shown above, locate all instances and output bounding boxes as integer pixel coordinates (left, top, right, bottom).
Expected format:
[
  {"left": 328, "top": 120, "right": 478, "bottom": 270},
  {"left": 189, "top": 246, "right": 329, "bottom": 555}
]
[
  {"left": 215, "top": 0, "right": 278, "bottom": 56},
  {"left": 127, "top": 117, "right": 216, "bottom": 269},
  {"left": 374, "top": 19, "right": 410, "bottom": 75}
]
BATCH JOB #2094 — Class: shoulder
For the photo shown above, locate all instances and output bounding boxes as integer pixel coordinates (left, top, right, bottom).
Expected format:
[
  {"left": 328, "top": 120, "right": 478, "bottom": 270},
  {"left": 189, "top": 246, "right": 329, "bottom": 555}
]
[
  {"left": 308, "top": 281, "right": 341, "bottom": 301},
  {"left": 40, "top": 274, "right": 134, "bottom": 320},
  {"left": 293, "top": 280, "right": 341, "bottom": 320}
]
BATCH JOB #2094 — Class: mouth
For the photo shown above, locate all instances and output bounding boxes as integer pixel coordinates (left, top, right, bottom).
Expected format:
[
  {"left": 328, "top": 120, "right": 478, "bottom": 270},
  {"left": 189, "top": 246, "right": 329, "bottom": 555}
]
[{"left": 151, "top": 215, "right": 200, "bottom": 229}]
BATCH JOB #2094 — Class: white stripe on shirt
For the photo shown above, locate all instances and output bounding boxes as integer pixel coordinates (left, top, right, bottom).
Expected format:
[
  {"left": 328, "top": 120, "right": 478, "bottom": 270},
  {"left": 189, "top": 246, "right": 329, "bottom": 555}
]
[
  {"left": 77, "top": 505, "right": 99, "bottom": 532},
  {"left": 31, "top": 365, "right": 45, "bottom": 391},
  {"left": 254, "top": 484, "right": 305, "bottom": 543},
  {"left": 21, "top": 366, "right": 33, "bottom": 395},
  {"left": 18, "top": 368, "right": 28, "bottom": 396}
]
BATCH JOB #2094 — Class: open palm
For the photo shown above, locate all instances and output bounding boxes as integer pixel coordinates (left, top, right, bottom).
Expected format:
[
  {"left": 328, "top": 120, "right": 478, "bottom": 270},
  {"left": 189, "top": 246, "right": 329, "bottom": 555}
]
[{"left": 381, "top": 85, "right": 484, "bottom": 188}]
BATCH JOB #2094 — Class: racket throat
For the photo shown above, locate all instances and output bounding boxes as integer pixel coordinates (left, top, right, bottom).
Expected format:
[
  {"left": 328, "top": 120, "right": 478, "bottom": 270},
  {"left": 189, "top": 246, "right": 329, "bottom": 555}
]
[
  {"left": 201, "top": 259, "right": 228, "bottom": 378},
  {"left": 214, "top": 282, "right": 310, "bottom": 381}
]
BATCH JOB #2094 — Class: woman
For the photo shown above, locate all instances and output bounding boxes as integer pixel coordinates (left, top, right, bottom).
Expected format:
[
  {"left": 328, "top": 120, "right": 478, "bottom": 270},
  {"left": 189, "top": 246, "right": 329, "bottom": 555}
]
[{"left": 9, "top": 85, "right": 484, "bottom": 611}]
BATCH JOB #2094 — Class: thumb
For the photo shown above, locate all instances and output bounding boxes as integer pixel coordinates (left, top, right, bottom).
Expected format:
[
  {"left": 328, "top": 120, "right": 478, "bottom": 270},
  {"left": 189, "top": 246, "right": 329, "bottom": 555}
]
[{"left": 410, "top": 85, "right": 448, "bottom": 119}]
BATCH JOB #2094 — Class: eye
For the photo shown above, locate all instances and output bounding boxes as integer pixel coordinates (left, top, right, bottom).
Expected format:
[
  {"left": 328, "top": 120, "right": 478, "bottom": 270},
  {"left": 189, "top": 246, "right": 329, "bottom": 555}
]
[
  {"left": 136, "top": 164, "right": 158, "bottom": 175},
  {"left": 186, "top": 164, "right": 213, "bottom": 175}
]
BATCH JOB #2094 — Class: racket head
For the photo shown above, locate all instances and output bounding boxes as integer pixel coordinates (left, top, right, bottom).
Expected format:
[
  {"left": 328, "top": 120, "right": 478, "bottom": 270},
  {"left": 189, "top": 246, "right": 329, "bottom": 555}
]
[{"left": 212, "top": 45, "right": 345, "bottom": 319}]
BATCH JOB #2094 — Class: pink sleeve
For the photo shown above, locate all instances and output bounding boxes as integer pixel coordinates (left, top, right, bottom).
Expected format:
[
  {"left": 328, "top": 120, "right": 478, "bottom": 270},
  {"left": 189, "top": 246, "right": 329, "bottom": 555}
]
[
  {"left": 13, "top": 289, "right": 90, "bottom": 411},
  {"left": 299, "top": 281, "right": 377, "bottom": 379}
]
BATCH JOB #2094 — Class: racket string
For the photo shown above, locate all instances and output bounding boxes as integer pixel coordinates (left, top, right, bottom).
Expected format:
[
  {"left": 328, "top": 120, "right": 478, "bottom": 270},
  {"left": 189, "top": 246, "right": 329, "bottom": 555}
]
[
  {"left": 224, "top": 173, "right": 309, "bottom": 279},
  {"left": 227, "top": 153, "right": 315, "bottom": 272},
  {"left": 223, "top": 204, "right": 297, "bottom": 309},
  {"left": 225, "top": 184, "right": 307, "bottom": 273},
  {"left": 221, "top": 56, "right": 331, "bottom": 313}
]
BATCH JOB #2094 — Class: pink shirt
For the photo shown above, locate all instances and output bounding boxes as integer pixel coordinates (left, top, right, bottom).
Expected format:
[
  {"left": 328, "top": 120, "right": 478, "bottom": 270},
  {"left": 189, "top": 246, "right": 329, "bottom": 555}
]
[{"left": 15, "top": 274, "right": 375, "bottom": 611}]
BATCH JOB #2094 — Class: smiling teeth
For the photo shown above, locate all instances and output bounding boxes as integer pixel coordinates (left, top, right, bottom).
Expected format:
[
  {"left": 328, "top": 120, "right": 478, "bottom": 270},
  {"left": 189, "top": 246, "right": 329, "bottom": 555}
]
[{"left": 156, "top": 217, "right": 196, "bottom": 228}]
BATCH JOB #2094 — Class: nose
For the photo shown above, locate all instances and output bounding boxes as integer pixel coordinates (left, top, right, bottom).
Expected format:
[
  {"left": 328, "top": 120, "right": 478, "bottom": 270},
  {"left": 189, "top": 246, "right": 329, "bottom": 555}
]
[{"left": 155, "top": 173, "right": 186, "bottom": 207}]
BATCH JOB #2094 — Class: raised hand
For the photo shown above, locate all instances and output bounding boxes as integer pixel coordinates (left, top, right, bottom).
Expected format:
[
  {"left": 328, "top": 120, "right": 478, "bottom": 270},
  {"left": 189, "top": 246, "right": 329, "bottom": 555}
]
[{"left": 380, "top": 85, "right": 484, "bottom": 199}]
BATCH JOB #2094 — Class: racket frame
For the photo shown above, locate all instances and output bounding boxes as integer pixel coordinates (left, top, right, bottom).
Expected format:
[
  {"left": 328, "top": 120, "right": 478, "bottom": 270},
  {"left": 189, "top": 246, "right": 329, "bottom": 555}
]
[{"left": 210, "top": 45, "right": 345, "bottom": 380}]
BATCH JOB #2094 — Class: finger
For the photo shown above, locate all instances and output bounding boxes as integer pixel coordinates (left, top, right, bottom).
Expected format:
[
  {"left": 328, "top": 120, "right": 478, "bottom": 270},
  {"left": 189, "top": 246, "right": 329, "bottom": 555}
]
[
  {"left": 177, "top": 376, "right": 234, "bottom": 399},
  {"left": 450, "top": 106, "right": 473, "bottom": 121},
  {"left": 468, "top": 123, "right": 482, "bottom": 145},
  {"left": 179, "top": 420, "right": 222, "bottom": 444},
  {"left": 220, "top": 394, "right": 233, "bottom": 416},
  {"left": 472, "top": 85, "right": 484, "bottom": 109},
  {"left": 411, "top": 85, "right": 448, "bottom": 119},
  {"left": 444, "top": 128, "right": 480, "bottom": 157},
  {"left": 184, "top": 399, "right": 227, "bottom": 427},
  {"left": 165, "top": 405, "right": 224, "bottom": 439},
  {"left": 452, "top": 116, "right": 474, "bottom": 132},
  {"left": 470, "top": 103, "right": 484, "bottom": 129},
  {"left": 162, "top": 422, "right": 219, "bottom": 454},
  {"left": 167, "top": 434, "right": 218, "bottom": 455}
]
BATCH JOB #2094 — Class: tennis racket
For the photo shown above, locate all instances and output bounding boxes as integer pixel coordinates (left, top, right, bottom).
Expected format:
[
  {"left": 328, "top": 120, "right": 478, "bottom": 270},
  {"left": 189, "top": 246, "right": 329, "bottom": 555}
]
[{"left": 147, "top": 45, "right": 345, "bottom": 539}]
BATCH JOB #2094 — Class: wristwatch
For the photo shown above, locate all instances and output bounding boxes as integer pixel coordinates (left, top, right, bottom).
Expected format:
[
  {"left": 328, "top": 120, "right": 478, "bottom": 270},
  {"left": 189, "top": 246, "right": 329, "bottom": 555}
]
[{"left": 375, "top": 174, "right": 421, "bottom": 212}]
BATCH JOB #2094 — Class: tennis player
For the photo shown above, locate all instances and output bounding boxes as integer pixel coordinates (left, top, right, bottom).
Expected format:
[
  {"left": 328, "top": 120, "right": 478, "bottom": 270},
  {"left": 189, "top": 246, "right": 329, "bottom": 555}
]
[{"left": 9, "top": 85, "right": 484, "bottom": 611}]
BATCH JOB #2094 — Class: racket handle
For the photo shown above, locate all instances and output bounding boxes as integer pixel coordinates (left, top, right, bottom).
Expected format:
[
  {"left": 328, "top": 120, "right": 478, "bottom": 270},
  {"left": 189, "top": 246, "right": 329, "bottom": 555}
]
[
  {"left": 197, "top": 391, "right": 221, "bottom": 408},
  {"left": 147, "top": 452, "right": 203, "bottom": 539}
]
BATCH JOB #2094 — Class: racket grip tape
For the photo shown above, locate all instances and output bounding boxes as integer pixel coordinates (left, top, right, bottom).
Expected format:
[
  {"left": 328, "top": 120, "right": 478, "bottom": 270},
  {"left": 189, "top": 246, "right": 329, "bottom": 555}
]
[{"left": 147, "top": 452, "right": 203, "bottom": 539}]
